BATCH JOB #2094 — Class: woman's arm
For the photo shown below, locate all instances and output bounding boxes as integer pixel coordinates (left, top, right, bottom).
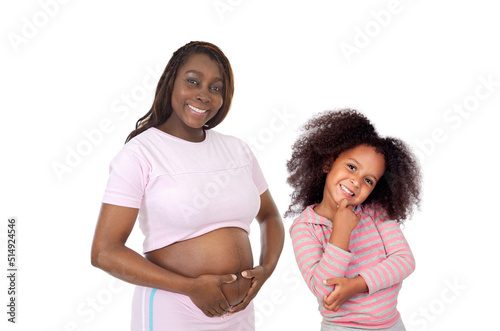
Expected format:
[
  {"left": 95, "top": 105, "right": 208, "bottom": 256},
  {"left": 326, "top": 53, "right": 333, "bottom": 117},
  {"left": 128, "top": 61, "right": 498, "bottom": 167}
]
[
  {"left": 230, "top": 189, "right": 285, "bottom": 313},
  {"left": 91, "top": 203, "right": 237, "bottom": 317}
]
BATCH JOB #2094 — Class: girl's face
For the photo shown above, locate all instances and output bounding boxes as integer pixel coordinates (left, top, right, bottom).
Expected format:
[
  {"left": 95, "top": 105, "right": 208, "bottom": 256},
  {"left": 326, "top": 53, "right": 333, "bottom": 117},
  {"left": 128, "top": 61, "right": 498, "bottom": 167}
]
[
  {"left": 323, "top": 145, "right": 386, "bottom": 208},
  {"left": 167, "top": 53, "right": 224, "bottom": 139}
]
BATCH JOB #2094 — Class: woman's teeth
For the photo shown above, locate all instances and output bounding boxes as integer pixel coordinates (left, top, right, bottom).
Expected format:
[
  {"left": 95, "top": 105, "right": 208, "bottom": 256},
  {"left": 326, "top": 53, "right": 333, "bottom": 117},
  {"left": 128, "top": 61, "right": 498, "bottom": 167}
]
[
  {"left": 188, "top": 104, "right": 207, "bottom": 114},
  {"left": 340, "top": 184, "right": 355, "bottom": 196}
]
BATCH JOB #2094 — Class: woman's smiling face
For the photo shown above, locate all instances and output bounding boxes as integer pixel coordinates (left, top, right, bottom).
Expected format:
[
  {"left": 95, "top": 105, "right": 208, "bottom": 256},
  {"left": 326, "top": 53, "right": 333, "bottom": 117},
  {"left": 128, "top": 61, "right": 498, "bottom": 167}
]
[
  {"left": 167, "top": 53, "right": 224, "bottom": 139},
  {"left": 323, "top": 144, "right": 386, "bottom": 208}
]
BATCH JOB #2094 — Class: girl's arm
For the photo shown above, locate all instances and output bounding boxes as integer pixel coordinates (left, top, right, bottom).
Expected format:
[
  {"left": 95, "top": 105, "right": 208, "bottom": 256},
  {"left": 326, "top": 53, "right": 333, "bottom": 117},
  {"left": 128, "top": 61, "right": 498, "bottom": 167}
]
[
  {"left": 290, "top": 220, "right": 355, "bottom": 301},
  {"left": 358, "top": 206, "right": 415, "bottom": 294},
  {"left": 290, "top": 200, "right": 361, "bottom": 301},
  {"left": 230, "top": 189, "right": 285, "bottom": 313},
  {"left": 323, "top": 204, "right": 415, "bottom": 310},
  {"left": 91, "top": 203, "right": 237, "bottom": 317}
]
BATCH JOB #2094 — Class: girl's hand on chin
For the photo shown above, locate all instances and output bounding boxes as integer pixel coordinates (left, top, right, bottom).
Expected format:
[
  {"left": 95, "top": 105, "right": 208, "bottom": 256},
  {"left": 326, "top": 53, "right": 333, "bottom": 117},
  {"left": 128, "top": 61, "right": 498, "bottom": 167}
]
[{"left": 333, "top": 199, "right": 361, "bottom": 235}]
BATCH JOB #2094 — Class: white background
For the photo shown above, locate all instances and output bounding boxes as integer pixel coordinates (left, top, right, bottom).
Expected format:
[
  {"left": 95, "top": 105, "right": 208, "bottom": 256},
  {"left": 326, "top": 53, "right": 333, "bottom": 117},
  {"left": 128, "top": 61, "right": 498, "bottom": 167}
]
[{"left": 1, "top": 0, "right": 499, "bottom": 330}]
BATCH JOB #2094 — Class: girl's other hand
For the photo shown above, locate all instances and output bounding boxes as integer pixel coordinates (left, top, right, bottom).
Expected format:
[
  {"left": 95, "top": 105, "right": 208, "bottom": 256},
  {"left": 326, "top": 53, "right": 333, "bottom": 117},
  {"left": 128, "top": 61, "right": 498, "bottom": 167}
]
[{"left": 322, "top": 276, "right": 368, "bottom": 312}]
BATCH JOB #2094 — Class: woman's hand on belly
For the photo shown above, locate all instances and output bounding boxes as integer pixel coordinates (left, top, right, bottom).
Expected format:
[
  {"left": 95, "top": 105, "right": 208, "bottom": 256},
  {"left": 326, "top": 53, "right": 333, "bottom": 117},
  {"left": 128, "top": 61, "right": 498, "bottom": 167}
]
[
  {"left": 228, "top": 265, "right": 272, "bottom": 314},
  {"left": 145, "top": 228, "right": 255, "bottom": 315},
  {"left": 221, "top": 272, "right": 253, "bottom": 306},
  {"left": 187, "top": 273, "right": 238, "bottom": 317}
]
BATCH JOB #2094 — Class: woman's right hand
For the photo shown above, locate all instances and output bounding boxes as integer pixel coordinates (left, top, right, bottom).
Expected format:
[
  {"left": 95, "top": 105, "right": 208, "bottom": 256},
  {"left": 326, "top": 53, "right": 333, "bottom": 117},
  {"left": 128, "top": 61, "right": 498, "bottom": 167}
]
[
  {"left": 92, "top": 204, "right": 235, "bottom": 318},
  {"left": 187, "top": 274, "right": 237, "bottom": 317}
]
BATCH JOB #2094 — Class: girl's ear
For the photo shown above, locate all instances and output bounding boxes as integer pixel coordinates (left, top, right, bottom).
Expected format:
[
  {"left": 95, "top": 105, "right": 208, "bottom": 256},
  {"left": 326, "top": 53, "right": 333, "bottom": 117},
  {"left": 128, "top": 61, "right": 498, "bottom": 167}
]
[{"left": 322, "top": 158, "right": 333, "bottom": 173}]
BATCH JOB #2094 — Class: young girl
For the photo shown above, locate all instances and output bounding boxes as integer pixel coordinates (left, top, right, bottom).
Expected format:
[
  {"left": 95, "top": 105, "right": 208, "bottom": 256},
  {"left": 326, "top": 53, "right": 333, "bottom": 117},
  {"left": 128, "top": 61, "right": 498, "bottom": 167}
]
[
  {"left": 287, "top": 109, "right": 421, "bottom": 330},
  {"left": 91, "top": 41, "right": 284, "bottom": 330}
]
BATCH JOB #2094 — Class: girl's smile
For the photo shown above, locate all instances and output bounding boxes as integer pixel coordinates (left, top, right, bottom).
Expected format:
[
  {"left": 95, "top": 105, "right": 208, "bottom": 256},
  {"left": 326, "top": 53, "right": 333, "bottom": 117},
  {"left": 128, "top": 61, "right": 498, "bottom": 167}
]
[{"left": 340, "top": 183, "right": 355, "bottom": 197}]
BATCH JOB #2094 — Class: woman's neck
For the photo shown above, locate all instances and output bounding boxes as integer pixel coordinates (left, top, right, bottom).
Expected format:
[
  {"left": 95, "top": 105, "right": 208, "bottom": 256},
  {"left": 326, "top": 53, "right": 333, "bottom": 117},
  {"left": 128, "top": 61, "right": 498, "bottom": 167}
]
[{"left": 156, "top": 121, "right": 206, "bottom": 142}]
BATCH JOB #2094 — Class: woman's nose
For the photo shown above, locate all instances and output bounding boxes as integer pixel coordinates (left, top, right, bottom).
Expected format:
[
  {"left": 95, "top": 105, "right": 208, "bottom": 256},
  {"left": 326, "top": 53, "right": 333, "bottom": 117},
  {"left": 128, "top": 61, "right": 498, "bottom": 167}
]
[{"left": 196, "top": 90, "right": 210, "bottom": 103}]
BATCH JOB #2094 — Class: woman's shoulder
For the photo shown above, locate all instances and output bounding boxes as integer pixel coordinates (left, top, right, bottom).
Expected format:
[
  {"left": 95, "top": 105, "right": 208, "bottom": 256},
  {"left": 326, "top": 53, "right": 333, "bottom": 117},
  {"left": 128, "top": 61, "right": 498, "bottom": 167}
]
[
  {"left": 124, "top": 127, "right": 159, "bottom": 146},
  {"left": 209, "top": 130, "right": 254, "bottom": 157},
  {"left": 111, "top": 128, "right": 163, "bottom": 164},
  {"left": 209, "top": 129, "right": 245, "bottom": 145}
]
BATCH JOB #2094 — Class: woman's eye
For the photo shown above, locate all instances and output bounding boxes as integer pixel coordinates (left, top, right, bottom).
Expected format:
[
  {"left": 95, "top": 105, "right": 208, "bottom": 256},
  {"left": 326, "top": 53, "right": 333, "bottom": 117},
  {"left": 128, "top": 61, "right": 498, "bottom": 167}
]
[
  {"left": 210, "top": 85, "right": 222, "bottom": 92},
  {"left": 187, "top": 78, "right": 198, "bottom": 85}
]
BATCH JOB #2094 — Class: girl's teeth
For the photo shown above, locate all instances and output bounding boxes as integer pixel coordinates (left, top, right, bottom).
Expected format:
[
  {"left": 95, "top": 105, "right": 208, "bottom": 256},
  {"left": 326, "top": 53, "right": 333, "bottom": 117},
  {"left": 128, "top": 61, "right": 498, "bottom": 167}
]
[
  {"left": 188, "top": 105, "right": 207, "bottom": 114},
  {"left": 341, "top": 184, "right": 354, "bottom": 196}
]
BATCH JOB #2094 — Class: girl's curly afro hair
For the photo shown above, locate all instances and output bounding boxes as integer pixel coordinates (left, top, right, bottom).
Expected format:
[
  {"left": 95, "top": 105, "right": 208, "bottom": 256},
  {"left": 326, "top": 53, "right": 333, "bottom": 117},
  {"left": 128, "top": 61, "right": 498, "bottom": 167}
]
[{"left": 285, "top": 109, "right": 422, "bottom": 222}]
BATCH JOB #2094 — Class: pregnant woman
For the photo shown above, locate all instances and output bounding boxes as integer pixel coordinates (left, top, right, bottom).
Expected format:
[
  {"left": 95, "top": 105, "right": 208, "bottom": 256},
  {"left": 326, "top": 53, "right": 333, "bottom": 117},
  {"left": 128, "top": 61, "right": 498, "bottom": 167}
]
[{"left": 91, "top": 41, "right": 284, "bottom": 330}]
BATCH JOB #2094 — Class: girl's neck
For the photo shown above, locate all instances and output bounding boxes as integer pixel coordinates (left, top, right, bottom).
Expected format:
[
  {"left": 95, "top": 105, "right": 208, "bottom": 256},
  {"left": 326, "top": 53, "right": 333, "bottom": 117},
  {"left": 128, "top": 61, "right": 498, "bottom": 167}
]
[{"left": 313, "top": 200, "right": 338, "bottom": 221}]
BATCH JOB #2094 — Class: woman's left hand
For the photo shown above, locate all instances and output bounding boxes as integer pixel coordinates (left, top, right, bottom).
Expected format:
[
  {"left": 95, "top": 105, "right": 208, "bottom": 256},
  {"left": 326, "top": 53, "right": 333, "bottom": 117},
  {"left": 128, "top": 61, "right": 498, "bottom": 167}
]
[
  {"left": 229, "top": 189, "right": 284, "bottom": 314},
  {"left": 228, "top": 265, "right": 270, "bottom": 314}
]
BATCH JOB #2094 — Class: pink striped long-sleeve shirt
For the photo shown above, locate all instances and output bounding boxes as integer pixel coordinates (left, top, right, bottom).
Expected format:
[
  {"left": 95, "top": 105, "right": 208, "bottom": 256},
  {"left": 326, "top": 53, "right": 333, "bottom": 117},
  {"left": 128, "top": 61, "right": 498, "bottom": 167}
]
[{"left": 290, "top": 203, "right": 415, "bottom": 329}]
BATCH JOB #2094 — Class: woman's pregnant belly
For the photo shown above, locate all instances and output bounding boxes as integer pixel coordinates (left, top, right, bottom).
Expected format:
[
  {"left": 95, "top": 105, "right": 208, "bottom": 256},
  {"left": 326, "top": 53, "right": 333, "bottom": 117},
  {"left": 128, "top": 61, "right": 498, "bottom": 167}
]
[{"left": 145, "top": 227, "right": 253, "bottom": 306}]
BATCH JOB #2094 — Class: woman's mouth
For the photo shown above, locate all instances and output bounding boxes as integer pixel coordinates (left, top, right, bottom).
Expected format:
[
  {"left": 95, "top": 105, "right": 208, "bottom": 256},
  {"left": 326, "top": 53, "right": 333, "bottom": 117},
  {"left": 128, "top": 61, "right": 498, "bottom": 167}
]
[
  {"left": 340, "top": 184, "right": 355, "bottom": 197},
  {"left": 188, "top": 104, "right": 208, "bottom": 115}
]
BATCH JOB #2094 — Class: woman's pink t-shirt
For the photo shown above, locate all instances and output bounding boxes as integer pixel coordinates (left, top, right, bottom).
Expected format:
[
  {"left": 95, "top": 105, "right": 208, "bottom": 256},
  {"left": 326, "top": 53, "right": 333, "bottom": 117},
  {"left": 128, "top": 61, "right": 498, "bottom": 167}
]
[{"left": 102, "top": 128, "right": 268, "bottom": 253}]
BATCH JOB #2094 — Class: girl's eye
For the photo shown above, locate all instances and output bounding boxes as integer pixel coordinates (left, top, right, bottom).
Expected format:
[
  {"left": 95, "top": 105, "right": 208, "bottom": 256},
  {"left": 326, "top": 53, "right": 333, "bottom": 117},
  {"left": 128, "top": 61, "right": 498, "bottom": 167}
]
[
  {"left": 365, "top": 178, "right": 373, "bottom": 185},
  {"left": 347, "top": 164, "right": 356, "bottom": 171}
]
